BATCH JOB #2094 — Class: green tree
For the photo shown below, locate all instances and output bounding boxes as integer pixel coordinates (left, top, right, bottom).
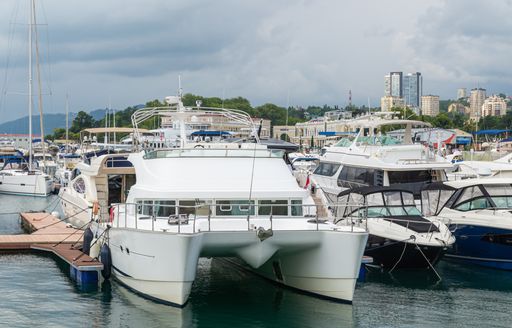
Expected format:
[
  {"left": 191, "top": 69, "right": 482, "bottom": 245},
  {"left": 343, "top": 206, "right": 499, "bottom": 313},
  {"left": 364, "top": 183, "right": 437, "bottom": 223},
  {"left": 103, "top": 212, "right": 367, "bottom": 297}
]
[{"left": 70, "top": 111, "right": 95, "bottom": 133}]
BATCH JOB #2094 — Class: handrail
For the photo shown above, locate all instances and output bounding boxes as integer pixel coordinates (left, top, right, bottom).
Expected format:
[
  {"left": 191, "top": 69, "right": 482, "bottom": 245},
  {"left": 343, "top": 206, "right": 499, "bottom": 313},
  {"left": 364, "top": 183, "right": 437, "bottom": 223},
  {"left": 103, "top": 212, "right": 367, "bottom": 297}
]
[{"left": 105, "top": 202, "right": 369, "bottom": 234}]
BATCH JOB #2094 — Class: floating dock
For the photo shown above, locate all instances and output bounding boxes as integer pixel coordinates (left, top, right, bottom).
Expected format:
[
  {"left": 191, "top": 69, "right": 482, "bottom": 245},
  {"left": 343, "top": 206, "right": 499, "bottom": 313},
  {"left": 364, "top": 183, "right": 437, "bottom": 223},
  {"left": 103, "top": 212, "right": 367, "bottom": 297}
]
[{"left": 0, "top": 212, "right": 103, "bottom": 285}]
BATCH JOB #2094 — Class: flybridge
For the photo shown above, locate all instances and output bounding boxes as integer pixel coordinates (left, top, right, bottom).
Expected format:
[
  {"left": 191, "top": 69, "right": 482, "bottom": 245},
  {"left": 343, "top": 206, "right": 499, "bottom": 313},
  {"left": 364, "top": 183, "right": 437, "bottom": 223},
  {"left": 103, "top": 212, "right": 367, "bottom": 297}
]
[{"left": 143, "top": 147, "right": 284, "bottom": 159}]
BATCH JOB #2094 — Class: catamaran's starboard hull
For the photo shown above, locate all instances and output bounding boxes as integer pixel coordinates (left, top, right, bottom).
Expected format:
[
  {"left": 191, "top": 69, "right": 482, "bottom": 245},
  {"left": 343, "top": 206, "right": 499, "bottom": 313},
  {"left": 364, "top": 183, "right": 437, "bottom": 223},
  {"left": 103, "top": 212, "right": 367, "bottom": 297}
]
[{"left": 105, "top": 227, "right": 368, "bottom": 306}]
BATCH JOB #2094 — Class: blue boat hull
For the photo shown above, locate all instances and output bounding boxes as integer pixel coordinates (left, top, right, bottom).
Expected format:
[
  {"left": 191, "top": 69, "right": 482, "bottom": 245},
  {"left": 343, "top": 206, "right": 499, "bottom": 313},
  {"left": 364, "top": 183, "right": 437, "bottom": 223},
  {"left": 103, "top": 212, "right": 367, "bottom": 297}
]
[{"left": 447, "top": 225, "right": 512, "bottom": 270}]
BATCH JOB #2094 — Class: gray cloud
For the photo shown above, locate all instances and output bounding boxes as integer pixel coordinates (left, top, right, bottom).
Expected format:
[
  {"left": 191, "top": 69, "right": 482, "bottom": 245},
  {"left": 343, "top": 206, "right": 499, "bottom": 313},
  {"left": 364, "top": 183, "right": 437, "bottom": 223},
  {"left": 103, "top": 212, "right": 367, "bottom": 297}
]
[{"left": 0, "top": 0, "right": 510, "bottom": 121}]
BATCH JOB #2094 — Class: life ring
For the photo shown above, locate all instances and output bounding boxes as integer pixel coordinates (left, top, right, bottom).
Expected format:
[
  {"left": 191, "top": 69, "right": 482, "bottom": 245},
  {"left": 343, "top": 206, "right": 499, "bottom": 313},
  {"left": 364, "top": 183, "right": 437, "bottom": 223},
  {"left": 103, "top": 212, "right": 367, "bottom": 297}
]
[{"left": 194, "top": 144, "right": 205, "bottom": 148}]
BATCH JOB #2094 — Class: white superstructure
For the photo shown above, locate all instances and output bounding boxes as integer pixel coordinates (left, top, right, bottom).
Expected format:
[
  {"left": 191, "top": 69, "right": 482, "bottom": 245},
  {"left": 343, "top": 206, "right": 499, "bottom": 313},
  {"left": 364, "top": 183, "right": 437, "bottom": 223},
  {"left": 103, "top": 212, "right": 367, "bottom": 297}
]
[
  {"left": 309, "top": 114, "right": 453, "bottom": 203},
  {"left": 91, "top": 98, "right": 368, "bottom": 306}
]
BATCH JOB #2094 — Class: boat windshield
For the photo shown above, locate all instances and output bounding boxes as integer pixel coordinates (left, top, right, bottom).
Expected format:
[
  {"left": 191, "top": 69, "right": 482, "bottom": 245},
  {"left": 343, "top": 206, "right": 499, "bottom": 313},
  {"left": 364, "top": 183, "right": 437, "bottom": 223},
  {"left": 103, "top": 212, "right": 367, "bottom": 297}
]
[
  {"left": 338, "top": 190, "right": 420, "bottom": 218},
  {"left": 333, "top": 135, "right": 402, "bottom": 147},
  {"left": 451, "top": 184, "right": 512, "bottom": 211}
]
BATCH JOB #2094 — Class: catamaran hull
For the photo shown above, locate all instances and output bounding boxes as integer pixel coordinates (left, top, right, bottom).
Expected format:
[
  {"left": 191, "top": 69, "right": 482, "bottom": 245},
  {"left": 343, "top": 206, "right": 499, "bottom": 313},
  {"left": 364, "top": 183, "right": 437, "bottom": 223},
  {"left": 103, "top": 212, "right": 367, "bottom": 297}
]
[
  {"left": 365, "top": 235, "right": 446, "bottom": 269},
  {"left": 447, "top": 225, "right": 512, "bottom": 270},
  {"left": 106, "top": 228, "right": 368, "bottom": 306}
]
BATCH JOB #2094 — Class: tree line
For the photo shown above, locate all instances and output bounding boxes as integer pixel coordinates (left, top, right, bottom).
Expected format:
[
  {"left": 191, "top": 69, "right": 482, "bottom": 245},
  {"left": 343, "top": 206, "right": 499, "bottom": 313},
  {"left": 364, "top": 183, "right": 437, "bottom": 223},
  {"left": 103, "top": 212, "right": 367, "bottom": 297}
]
[{"left": 46, "top": 94, "right": 511, "bottom": 141}]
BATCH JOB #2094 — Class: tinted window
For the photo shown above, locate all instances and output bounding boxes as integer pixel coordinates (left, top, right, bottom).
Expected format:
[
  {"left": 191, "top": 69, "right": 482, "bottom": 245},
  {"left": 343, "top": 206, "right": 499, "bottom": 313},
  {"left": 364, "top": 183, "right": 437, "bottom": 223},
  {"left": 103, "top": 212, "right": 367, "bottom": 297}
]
[
  {"left": 258, "top": 200, "right": 288, "bottom": 216},
  {"left": 388, "top": 171, "right": 432, "bottom": 184},
  {"left": 313, "top": 162, "right": 341, "bottom": 176},
  {"left": 338, "top": 166, "right": 375, "bottom": 187}
]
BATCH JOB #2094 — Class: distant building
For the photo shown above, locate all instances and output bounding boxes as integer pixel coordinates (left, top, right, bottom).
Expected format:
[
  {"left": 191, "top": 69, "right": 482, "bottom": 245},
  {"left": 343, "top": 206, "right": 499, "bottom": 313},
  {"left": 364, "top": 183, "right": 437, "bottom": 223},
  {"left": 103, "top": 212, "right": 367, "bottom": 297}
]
[
  {"left": 421, "top": 95, "right": 440, "bottom": 116},
  {"left": 448, "top": 103, "right": 470, "bottom": 115},
  {"left": 482, "top": 95, "right": 507, "bottom": 117},
  {"left": 469, "top": 88, "right": 486, "bottom": 120},
  {"left": 384, "top": 71, "right": 422, "bottom": 108},
  {"left": 381, "top": 96, "right": 405, "bottom": 112},
  {"left": 389, "top": 72, "right": 403, "bottom": 98},
  {"left": 324, "top": 110, "right": 352, "bottom": 121},
  {"left": 457, "top": 88, "right": 467, "bottom": 99},
  {"left": 402, "top": 72, "right": 423, "bottom": 108},
  {"left": 384, "top": 74, "right": 391, "bottom": 96},
  {"left": 160, "top": 112, "right": 271, "bottom": 138}
]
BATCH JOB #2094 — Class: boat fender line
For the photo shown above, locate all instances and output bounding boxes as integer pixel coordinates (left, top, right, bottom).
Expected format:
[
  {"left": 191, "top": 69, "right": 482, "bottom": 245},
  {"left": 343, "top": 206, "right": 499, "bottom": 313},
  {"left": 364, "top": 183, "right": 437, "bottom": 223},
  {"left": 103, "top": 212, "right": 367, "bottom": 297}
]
[
  {"left": 100, "top": 243, "right": 112, "bottom": 280},
  {"left": 82, "top": 227, "right": 94, "bottom": 255},
  {"left": 257, "top": 227, "right": 273, "bottom": 241}
]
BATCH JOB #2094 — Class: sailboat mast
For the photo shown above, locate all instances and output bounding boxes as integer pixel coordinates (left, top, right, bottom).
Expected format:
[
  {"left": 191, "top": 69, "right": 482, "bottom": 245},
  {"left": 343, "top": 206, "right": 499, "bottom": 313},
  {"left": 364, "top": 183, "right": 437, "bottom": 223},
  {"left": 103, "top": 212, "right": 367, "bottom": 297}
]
[
  {"left": 65, "top": 93, "right": 69, "bottom": 153},
  {"left": 28, "top": 0, "right": 34, "bottom": 171},
  {"left": 33, "top": 0, "right": 46, "bottom": 169}
]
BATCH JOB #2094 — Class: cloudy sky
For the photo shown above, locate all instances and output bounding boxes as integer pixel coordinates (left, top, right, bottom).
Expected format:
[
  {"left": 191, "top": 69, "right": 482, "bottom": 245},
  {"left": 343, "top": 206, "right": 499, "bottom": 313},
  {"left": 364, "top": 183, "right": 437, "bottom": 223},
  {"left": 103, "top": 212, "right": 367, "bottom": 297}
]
[{"left": 0, "top": 0, "right": 510, "bottom": 121}]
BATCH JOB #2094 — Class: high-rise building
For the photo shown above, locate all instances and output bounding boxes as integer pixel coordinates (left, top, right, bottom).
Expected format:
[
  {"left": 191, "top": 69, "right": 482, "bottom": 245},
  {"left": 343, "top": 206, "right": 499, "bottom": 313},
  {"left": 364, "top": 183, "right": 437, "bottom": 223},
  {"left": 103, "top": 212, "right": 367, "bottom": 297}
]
[
  {"left": 469, "top": 88, "right": 486, "bottom": 120},
  {"left": 389, "top": 72, "right": 403, "bottom": 97},
  {"left": 457, "top": 88, "right": 467, "bottom": 99},
  {"left": 381, "top": 96, "right": 405, "bottom": 112},
  {"left": 482, "top": 95, "right": 507, "bottom": 117},
  {"left": 421, "top": 95, "right": 440, "bottom": 116},
  {"left": 403, "top": 72, "right": 423, "bottom": 108},
  {"left": 384, "top": 74, "right": 391, "bottom": 96},
  {"left": 383, "top": 71, "right": 422, "bottom": 108}
]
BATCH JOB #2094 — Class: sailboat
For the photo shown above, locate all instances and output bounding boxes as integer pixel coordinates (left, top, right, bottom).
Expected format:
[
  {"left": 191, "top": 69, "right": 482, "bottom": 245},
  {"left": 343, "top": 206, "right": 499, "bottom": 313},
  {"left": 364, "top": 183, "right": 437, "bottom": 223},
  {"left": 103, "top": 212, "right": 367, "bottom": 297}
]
[{"left": 0, "top": 0, "right": 53, "bottom": 196}]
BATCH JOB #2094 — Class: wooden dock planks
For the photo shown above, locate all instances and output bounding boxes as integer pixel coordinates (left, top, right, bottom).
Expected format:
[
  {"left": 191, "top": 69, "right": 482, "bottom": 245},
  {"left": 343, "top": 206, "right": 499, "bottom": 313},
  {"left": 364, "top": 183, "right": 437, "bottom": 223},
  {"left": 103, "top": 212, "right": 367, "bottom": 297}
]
[{"left": 0, "top": 212, "right": 83, "bottom": 250}]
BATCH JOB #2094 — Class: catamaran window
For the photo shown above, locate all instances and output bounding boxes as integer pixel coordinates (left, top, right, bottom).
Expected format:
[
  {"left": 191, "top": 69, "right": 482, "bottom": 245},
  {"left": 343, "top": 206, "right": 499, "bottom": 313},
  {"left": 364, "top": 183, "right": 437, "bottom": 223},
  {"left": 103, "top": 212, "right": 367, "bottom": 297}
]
[
  {"left": 216, "top": 200, "right": 255, "bottom": 216},
  {"left": 258, "top": 200, "right": 288, "bottom": 216},
  {"left": 73, "top": 178, "right": 85, "bottom": 194},
  {"left": 313, "top": 162, "right": 340, "bottom": 176},
  {"left": 137, "top": 200, "right": 155, "bottom": 216},
  {"left": 178, "top": 200, "right": 210, "bottom": 216},
  {"left": 291, "top": 199, "right": 303, "bottom": 216},
  {"left": 155, "top": 200, "right": 176, "bottom": 217}
]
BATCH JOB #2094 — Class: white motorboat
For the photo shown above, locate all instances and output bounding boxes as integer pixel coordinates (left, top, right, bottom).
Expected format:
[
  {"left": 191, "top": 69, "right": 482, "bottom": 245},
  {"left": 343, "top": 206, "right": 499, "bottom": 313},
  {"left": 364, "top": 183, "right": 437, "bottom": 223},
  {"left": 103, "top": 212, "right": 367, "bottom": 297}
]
[
  {"left": 421, "top": 178, "right": 512, "bottom": 270},
  {"left": 0, "top": 163, "right": 53, "bottom": 196},
  {"left": 447, "top": 152, "right": 512, "bottom": 180},
  {"left": 336, "top": 186, "right": 454, "bottom": 269},
  {"left": 309, "top": 114, "right": 453, "bottom": 203},
  {"left": 89, "top": 96, "right": 368, "bottom": 306},
  {"left": 59, "top": 153, "right": 135, "bottom": 228}
]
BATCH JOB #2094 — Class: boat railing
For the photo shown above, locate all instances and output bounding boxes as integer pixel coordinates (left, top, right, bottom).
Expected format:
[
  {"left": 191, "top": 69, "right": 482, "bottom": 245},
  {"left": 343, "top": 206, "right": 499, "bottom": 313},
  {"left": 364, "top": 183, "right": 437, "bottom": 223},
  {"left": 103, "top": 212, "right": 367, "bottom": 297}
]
[
  {"left": 107, "top": 202, "right": 365, "bottom": 234},
  {"left": 143, "top": 147, "right": 284, "bottom": 159}
]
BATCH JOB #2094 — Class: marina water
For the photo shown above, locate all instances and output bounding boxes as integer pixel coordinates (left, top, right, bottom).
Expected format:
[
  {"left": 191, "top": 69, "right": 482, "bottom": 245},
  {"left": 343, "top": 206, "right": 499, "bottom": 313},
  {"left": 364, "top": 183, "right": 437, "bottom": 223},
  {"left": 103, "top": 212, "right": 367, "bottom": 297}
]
[{"left": 1, "top": 195, "right": 511, "bottom": 328}]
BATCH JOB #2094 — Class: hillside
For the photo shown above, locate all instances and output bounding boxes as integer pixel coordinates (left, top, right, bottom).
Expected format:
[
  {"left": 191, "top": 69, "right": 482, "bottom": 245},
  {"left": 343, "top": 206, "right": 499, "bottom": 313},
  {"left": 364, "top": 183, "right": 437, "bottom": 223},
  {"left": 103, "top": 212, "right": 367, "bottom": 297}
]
[{"left": 0, "top": 109, "right": 106, "bottom": 135}]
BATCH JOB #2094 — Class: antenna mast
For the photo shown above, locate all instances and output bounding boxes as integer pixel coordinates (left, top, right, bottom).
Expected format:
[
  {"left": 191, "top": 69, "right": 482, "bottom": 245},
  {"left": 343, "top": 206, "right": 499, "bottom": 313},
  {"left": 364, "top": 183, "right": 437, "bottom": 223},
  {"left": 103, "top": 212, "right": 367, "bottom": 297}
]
[{"left": 28, "top": 0, "right": 34, "bottom": 171}]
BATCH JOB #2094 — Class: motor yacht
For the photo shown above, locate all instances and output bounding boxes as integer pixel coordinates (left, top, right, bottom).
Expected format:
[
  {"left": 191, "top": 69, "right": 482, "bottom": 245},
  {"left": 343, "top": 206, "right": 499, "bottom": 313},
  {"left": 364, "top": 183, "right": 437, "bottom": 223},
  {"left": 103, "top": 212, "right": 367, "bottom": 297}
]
[
  {"left": 336, "top": 186, "right": 454, "bottom": 269},
  {"left": 59, "top": 153, "right": 135, "bottom": 228},
  {"left": 89, "top": 96, "right": 369, "bottom": 306},
  {"left": 421, "top": 178, "right": 512, "bottom": 270},
  {"left": 309, "top": 114, "right": 453, "bottom": 203}
]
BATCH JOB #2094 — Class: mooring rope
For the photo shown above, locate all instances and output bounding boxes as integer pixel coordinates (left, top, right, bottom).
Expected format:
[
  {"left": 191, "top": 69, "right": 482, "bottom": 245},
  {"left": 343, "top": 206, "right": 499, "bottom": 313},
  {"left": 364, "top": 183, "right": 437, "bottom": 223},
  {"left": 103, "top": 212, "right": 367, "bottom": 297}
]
[
  {"left": 414, "top": 240, "right": 442, "bottom": 281},
  {"left": 389, "top": 237, "right": 413, "bottom": 273}
]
